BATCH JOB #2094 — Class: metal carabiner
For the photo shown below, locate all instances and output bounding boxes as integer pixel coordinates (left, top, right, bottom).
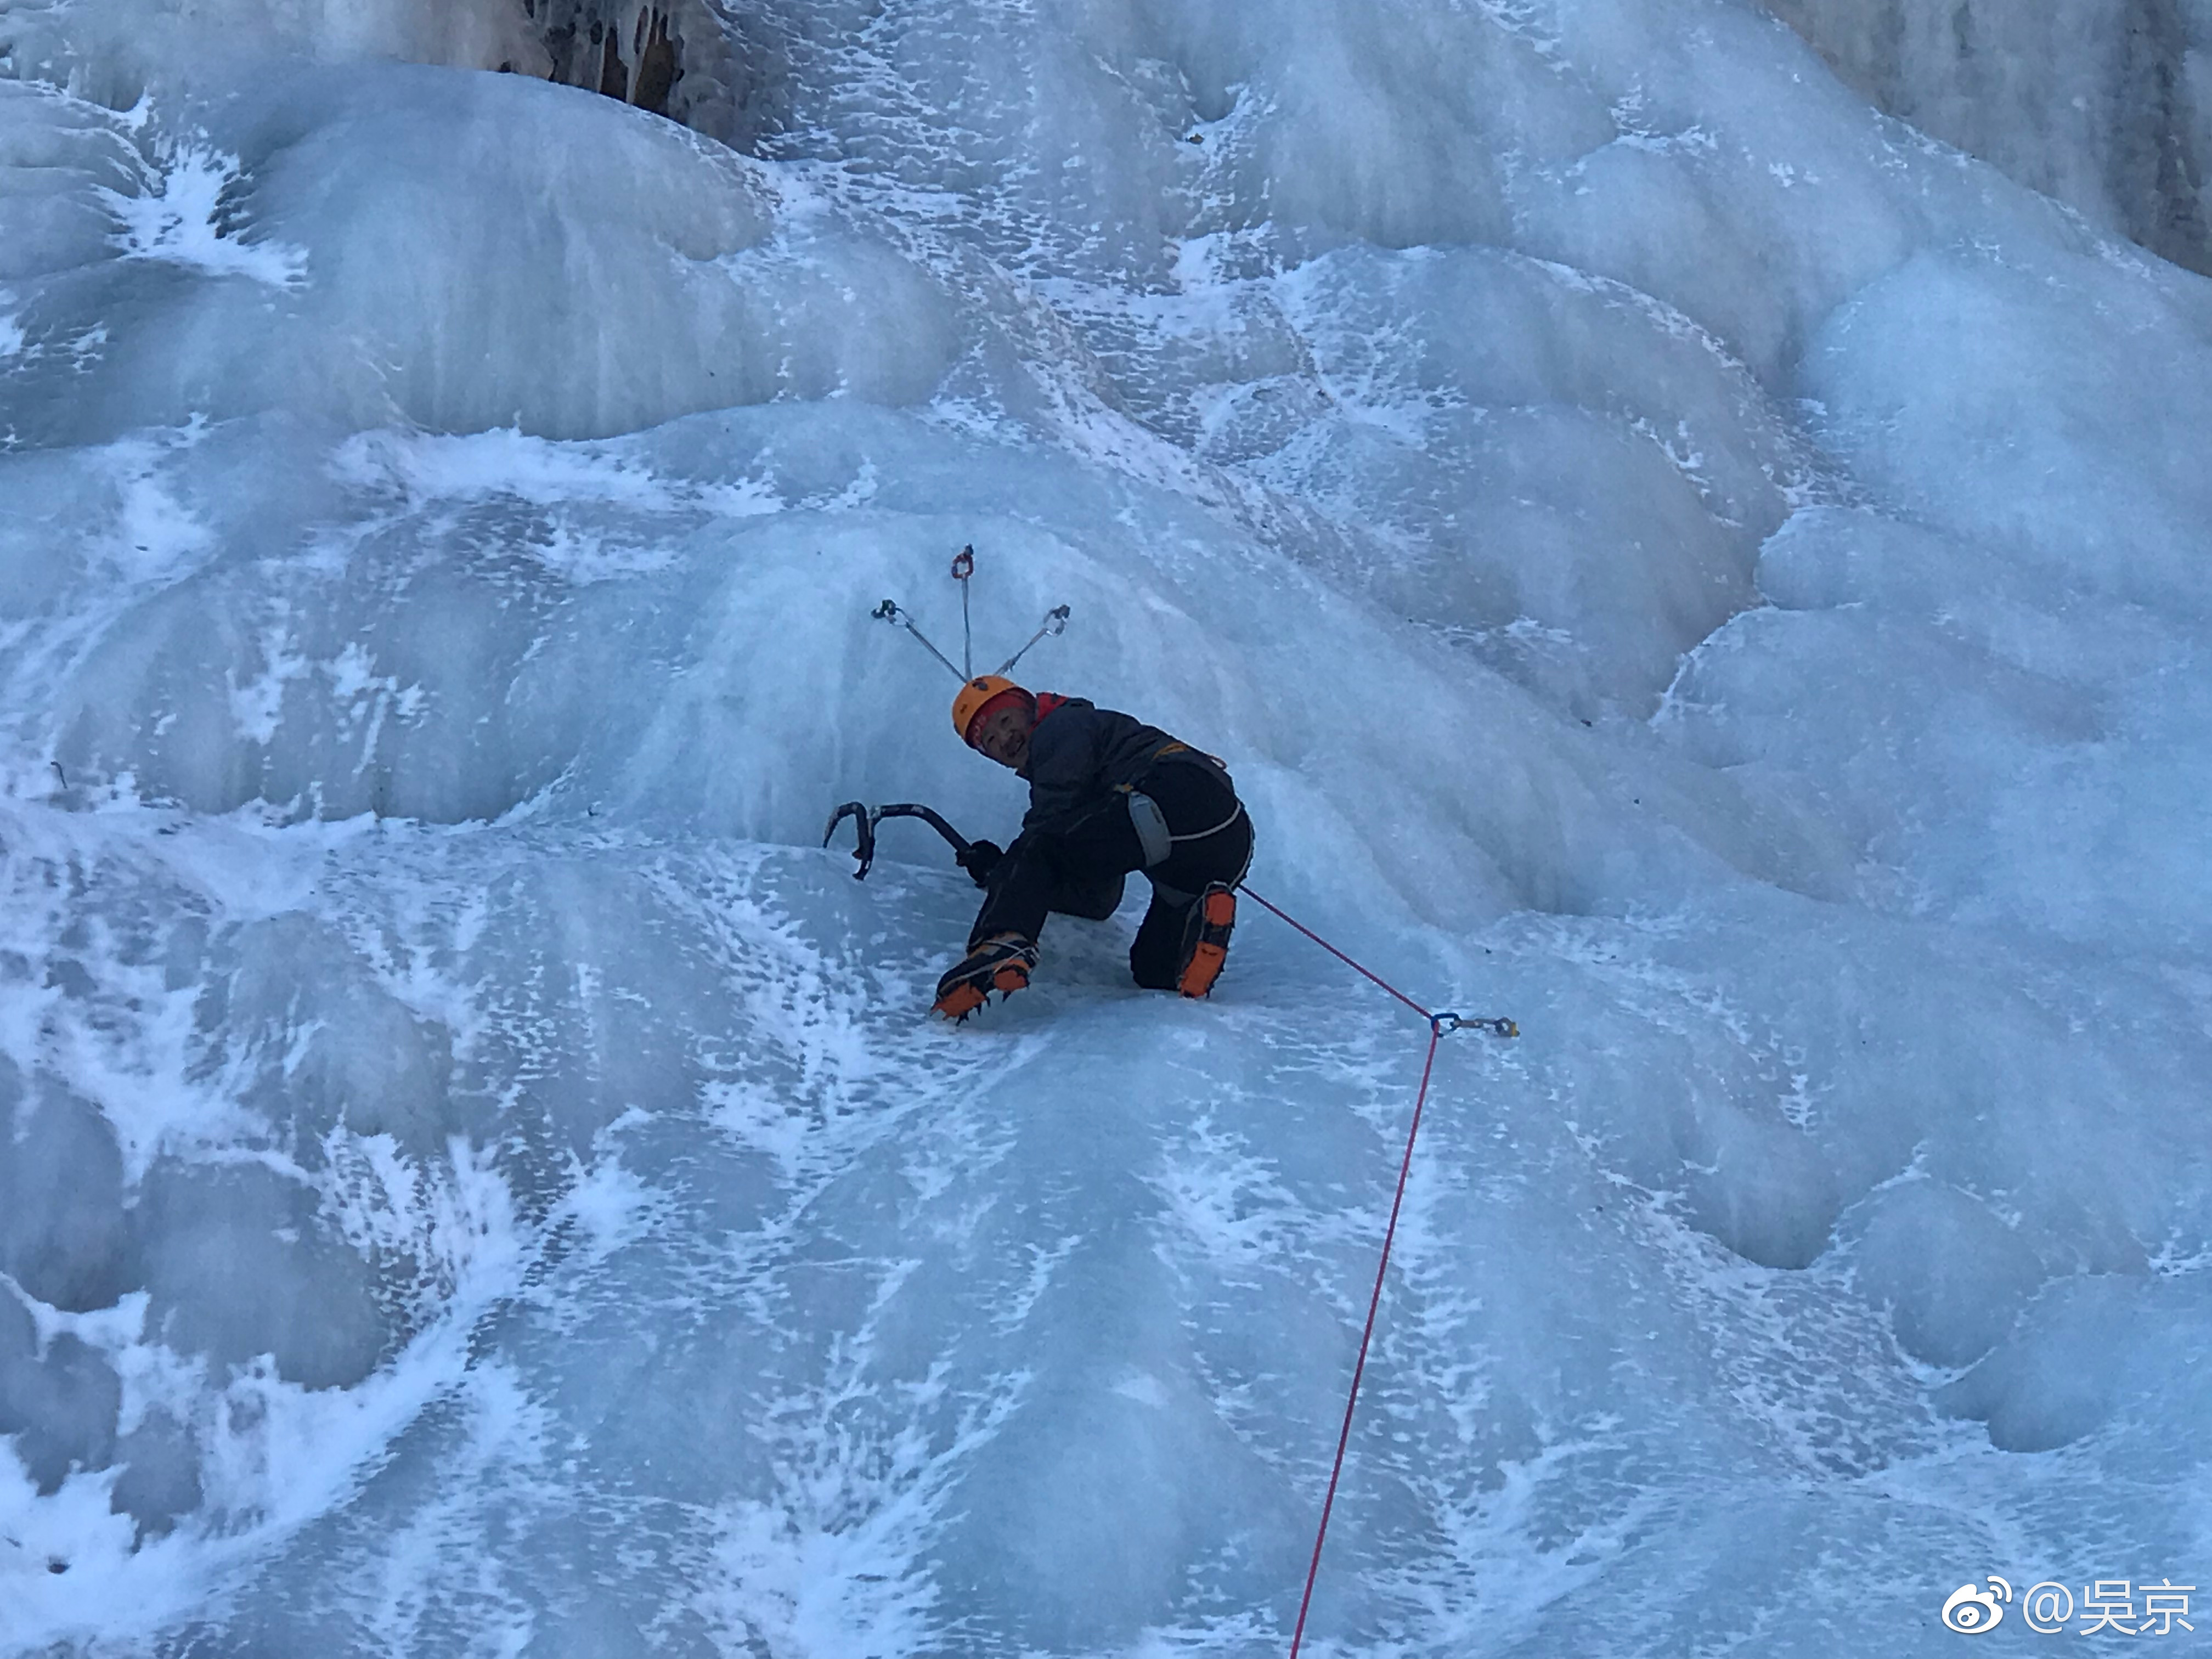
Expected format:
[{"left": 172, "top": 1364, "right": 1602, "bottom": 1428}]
[
  {"left": 951, "top": 545, "right": 975, "bottom": 672},
  {"left": 873, "top": 598, "right": 965, "bottom": 680},
  {"left": 1431, "top": 1012, "right": 1519, "bottom": 1039},
  {"left": 995, "top": 605, "right": 1071, "bottom": 676}
]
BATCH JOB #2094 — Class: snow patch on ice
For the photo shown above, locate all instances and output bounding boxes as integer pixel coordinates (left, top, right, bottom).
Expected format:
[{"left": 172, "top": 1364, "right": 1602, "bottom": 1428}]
[{"left": 99, "top": 139, "right": 306, "bottom": 289}]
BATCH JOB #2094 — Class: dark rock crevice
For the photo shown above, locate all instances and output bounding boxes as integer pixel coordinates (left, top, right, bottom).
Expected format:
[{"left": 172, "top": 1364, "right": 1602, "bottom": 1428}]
[
  {"left": 1763, "top": 0, "right": 2212, "bottom": 274},
  {"left": 517, "top": 0, "right": 761, "bottom": 138}
]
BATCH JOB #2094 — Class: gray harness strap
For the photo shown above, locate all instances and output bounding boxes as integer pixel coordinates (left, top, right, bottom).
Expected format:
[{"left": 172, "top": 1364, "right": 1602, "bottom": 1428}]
[
  {"left": 1123, "top": 740, "right": 1249, "bottom": 894},
  {"left": 1167, "top": 800, "right": 1246, "bottom": 845},
  {"left": 1125, "top": 787, "right": 1252, "bottom": 896},
  {"left": 1125, "top": 789, "right": 1175, "bottom": 867}
]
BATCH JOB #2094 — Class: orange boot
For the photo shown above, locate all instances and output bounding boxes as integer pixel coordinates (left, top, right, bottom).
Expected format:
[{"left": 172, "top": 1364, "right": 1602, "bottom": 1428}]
[
  {"left": 1175, "top": 885, "right": 1237, "bottom": 998},
  {"left": 933, "top": 933, "right": 1038, "bottom": 1020}
]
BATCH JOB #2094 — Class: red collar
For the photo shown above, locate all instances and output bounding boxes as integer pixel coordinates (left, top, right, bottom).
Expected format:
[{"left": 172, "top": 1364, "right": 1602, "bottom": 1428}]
[{"left": 1033, "top": 691, "right": 1069, "bottom": 721}]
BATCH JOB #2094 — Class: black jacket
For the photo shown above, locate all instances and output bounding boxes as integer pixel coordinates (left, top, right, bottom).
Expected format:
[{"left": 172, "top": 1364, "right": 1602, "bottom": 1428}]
[{"left": 1018, "top": 698, "right": 1190, "bottom": 836}]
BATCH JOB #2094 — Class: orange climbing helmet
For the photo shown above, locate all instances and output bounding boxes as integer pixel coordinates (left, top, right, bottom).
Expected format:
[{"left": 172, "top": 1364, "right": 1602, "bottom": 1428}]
[{"left": 951, "top": 675, "right": 1034, "bottom": 746}]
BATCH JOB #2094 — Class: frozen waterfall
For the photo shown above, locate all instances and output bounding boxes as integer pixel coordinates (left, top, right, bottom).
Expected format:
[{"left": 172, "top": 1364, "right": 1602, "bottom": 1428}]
[{"left": 1, "top": 1, "right": 2207, "bottom": 1655}]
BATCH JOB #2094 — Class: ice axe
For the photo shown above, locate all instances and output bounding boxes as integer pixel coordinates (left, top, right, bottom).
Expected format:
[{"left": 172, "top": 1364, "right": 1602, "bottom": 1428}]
[{"left": 822, "top": 801, "right": 977, "bottom": 881}]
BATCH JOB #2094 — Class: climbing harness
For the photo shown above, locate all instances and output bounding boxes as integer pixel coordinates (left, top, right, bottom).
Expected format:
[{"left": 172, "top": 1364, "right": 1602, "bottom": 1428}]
[
  {"left": 1167, "top": 798, "right": 1248, "bottom": 847},
  {"left": 1118, "top": 746, "right": 1248, "bottom": 870},
  {"left": 1124, "top": 788, "right": 1175, "bottom": 867},
  {"left": 1234, "top": 884, "right": 1515, "bottom": 1659},
  {"left": 873, "top": 544, "right": 1071, "bottom": 682},
  {"left": 1121, "top": 788, "right": 1250, "bottom": 875}
]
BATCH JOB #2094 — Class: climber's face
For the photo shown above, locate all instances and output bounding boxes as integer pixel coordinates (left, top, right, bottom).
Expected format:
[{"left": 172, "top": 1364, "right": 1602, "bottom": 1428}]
[{"left": 973, "top": 701, "right": 1035, "bottom": 770}]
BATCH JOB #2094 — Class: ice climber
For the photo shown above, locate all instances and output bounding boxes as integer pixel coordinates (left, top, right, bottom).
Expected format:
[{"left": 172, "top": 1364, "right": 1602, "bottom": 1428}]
[{"left": 932, "top": 675, "right": 1254, "bottom": 1020}]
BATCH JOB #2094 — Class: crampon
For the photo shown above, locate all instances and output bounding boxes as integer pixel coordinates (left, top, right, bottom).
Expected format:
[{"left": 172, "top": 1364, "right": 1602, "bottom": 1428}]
[
  {"left": 933, "top": 934, "right": 1038, "bottom": 1020},
  {"left": 1175, "top": 884, "right": 1237, "bottom": 998}
]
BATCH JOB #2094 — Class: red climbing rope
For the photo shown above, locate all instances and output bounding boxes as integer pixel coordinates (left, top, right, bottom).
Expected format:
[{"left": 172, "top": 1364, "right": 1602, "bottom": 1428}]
[
  {"left": 1235, "top": 885, "right": 1513, "bottom": 1659},
  {"left": 1286, "top": 1019, "right": 1443, "bottom": 1659},
  {"left": 1237, "top": 885, "right": 1435, "bottom": 1022}
]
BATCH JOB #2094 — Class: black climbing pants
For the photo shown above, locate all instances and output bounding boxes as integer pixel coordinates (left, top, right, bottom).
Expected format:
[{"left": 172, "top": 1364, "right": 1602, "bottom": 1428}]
[{"left": 970, "top": 759, "right": 1254, "bottom": 989}]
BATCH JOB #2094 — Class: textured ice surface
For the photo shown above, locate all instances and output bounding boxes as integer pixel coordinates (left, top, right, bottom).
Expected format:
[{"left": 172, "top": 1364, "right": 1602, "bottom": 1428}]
[{"left": 0, "top": 2, "right": 2207, "bottom": 1655}]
